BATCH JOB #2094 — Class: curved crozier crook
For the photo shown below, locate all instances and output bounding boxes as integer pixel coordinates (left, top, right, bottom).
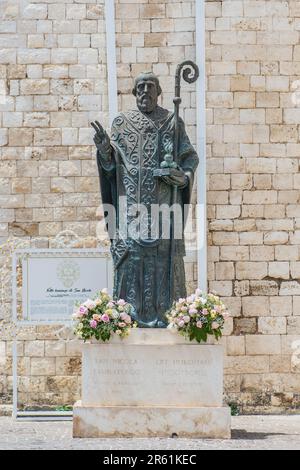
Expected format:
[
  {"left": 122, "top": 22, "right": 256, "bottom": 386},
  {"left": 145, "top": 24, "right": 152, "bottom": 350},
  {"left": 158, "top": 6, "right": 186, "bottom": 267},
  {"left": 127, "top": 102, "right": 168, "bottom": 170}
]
[{"left": 175, "top": 60, "right": 199, "bottom": 97}]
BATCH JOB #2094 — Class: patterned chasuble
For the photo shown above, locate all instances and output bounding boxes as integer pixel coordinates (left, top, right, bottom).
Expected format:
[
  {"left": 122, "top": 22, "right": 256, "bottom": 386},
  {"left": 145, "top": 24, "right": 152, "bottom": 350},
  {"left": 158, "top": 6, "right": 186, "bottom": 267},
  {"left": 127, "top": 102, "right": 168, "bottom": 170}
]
[
  {"left": 98, "top": 107, "right": 199, "bottom": 327},
  {"left": 111, "top": 108, "right": 175, "bottom": 243}
]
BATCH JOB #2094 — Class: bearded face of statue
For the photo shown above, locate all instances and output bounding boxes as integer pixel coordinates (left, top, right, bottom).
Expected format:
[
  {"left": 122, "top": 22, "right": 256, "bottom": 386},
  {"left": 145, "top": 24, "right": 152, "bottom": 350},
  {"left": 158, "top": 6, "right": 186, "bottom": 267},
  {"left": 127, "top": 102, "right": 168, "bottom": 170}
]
[
  {"left": 132, "top": 73, "right": 162, "bottom": 114},
  {"left": 135, "top": 78, "right": 159, "bottom": 114}
]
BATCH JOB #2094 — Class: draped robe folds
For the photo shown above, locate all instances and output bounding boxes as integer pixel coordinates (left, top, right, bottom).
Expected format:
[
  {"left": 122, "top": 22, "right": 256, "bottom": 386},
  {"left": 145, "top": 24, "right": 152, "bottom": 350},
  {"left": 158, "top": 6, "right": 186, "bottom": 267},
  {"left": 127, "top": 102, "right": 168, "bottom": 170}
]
[{"left": 96, "top": 106, "right": 199, "bottom": 327}]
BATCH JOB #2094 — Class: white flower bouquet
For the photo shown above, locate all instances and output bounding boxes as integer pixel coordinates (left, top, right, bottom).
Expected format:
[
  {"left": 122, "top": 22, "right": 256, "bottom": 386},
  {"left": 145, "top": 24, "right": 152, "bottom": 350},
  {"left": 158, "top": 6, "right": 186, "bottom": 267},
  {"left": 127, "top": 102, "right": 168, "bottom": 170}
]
[
  {"left": 166, "top": 289, "right": 230, "bottom": 343},
  {"left": 73, "top": 289, "right": 136, "bottom": 342}
]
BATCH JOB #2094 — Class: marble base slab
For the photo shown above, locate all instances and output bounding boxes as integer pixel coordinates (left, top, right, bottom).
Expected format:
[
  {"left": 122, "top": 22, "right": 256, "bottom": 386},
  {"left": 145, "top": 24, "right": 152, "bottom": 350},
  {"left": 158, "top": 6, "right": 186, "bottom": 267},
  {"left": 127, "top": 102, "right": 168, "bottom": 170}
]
[
  {"left": 73, "top": 402, "right": 231, "bottom": 439},
  {"left": 73, "top": 329, "right": 231, "bottom": 438},
  {"left": 82, "top": 343, "right": 224, "bottom": 407}
]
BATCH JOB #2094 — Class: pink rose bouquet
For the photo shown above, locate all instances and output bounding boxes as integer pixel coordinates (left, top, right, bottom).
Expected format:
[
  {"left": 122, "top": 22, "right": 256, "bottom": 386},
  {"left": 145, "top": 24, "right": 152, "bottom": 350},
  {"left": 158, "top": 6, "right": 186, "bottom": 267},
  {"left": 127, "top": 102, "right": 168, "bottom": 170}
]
[
  {"left": 73, "top": 288, "right": 136, "bottom": 342},
  {"left": 166, "top": 289, "right": 230, "bottom": 343}
]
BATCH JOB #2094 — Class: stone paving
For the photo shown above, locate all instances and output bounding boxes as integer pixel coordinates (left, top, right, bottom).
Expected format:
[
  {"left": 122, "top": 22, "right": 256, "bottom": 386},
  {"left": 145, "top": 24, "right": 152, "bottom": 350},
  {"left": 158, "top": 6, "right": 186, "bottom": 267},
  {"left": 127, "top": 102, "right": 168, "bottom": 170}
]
[{"left": 0, "top": 415, "right": 300, "bottom": 450}]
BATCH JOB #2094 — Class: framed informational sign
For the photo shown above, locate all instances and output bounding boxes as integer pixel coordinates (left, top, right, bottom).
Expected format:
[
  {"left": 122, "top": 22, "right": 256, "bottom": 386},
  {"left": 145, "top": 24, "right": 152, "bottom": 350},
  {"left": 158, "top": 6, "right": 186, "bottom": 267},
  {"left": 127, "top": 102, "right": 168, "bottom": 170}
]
[
  {"left": 13, "top": 248, "right": 113, "bottom": 324},
  {"left": 11, "top": 248, "right": 113, "bottom": 420}
]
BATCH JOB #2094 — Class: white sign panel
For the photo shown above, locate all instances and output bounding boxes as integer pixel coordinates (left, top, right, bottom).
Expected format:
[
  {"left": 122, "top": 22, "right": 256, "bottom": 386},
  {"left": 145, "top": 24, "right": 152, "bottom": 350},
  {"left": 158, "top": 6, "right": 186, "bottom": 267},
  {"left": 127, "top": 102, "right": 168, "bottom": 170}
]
[{"left": 21, "top": 250, "right": 113, "bottom": 322}]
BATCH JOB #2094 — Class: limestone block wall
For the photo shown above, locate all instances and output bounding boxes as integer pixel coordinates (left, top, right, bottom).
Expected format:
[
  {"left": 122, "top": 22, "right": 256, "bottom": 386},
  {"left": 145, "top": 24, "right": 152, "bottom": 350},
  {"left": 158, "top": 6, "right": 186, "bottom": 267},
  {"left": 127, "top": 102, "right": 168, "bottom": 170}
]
[
  {"left": 0, "top": 0, "right": 108, "bottom": 409},
  {"left": 0, "top": 0, "right": 107, "bottom": 241},
  {"left": 206, "top": 0, "right": 300, "bottom": 412},
  {"left": 0, "top": 0, "right": 300, "bottom": 413}
]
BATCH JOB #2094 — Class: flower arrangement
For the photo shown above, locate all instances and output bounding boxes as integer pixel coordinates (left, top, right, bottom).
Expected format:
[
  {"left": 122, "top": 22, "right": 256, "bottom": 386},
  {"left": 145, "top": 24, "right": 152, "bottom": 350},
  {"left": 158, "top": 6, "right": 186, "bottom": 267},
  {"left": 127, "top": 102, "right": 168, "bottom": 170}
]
[
  {"left": 73, "top": 289, "right": 136, "bottom": 342},
  {"left": 166, "top": 289, "right": 230, "bottom": 343}
]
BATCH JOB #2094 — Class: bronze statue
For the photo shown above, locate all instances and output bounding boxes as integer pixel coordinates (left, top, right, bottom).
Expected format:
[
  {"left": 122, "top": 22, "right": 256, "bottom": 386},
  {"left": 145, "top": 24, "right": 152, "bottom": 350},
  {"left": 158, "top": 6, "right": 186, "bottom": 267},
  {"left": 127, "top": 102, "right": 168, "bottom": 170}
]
[{"left": 92, "top": 61, "right": 199, "bottom": 327}]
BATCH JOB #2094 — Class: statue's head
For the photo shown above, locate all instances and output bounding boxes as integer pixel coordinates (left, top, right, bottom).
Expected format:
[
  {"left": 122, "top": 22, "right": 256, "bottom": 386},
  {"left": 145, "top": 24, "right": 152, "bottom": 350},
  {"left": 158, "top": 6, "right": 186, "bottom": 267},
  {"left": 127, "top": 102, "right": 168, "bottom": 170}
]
[{"left": 132, "top": 72, "right": 162, "bottom": 114}]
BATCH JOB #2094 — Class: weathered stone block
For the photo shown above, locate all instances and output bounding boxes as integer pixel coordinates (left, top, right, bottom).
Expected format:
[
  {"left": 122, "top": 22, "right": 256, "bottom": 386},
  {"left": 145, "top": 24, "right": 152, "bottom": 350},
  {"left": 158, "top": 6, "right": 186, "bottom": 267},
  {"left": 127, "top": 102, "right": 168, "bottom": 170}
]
[
  {"left": 280, "top": 281, "right": 300, "bottom": 296},
  {"left": 245, "top": 335, "right": 281, "bottom": 355},
  {"left": 287, "top": 317, "right": 300, "bottom": 335},
  {"left": 46, "top": 376, "right": 78, "bottom": 393},
  {"left": 258, "top": 317, "right": 287, "bottom": 335},
  {"left": 56, "top": 357, "right": 82, "bottom": 376},
  {"left": 24, "top": 341, "right": 44, "bottom": 358},
  {"left": 45, "top": 341, "right": 66, "bottom": 357},
  {"left": 226, "top": 336, "right": 245, "bottom": 356},
  {"left": 34, "top": 128, "right": 61, "bottom": 146},
  {"left": 225, "top": 356, "right": 269, "bottom": 374},
  {"left": 9, "top": 128, "right": 33, "bottom": 146},
  {"left": 242, "top": 296, "right": 269, "bottom": 317},
  {"left": 269, "top": 296, "right": 292, "bottom": 317},
  {"left": 269, "top": 262, "right": 290, "bottom": 280},
  {"left": 31, "top": 358, "right": 56, "bottom": 376},
  {"left": 236, "top": 262, "right": 267, "bottom": 280},
  {"left": 234, "top": 318, "right": 257, "bottom": 335}
]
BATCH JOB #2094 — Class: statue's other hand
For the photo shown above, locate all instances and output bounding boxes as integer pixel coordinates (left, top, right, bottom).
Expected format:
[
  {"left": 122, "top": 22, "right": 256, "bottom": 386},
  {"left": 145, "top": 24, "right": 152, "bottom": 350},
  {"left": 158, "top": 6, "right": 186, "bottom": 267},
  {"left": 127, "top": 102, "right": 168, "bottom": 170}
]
[
  {"left": 91, "top": 121, "right": 110, "bottom": 155},
  {"left": 161, "top": 169, "right": 188, "bottom": 188}
]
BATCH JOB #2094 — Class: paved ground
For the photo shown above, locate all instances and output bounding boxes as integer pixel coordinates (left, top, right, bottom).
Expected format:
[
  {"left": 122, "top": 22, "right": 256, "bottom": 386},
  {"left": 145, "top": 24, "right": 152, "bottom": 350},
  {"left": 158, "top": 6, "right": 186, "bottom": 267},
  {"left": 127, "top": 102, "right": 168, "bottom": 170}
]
[{"left": 0, "top": 415, "right": 300, "bottom": 450}]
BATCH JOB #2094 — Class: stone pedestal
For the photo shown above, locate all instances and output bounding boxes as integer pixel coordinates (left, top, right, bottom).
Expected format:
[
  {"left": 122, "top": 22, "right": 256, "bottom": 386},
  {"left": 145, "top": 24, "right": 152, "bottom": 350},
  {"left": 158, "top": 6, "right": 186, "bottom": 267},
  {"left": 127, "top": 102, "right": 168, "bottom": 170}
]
[{"left": 73, "top": 329, "right": 231, "bottom": 438}]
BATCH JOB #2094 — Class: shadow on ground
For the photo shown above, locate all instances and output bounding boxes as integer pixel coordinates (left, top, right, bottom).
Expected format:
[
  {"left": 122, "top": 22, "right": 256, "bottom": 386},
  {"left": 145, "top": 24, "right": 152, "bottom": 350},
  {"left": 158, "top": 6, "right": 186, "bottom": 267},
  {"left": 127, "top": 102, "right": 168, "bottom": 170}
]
[{"left": 232, "top": 429, "right": 286, "bottom": 440}]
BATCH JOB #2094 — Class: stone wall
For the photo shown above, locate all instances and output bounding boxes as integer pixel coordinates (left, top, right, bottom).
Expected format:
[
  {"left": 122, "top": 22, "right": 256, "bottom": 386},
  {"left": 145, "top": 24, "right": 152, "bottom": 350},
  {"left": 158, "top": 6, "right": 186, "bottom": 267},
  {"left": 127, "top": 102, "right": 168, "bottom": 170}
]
[
  {"left": 0, "top": 0, "right": 108, "bottom": 410},
  {"left": 0, "top": 0, "right": 107, "bottom": 242},
  {"left": 0, "top": 0, "right": 300, "bottom": 413},
  {"left": 206, "top": 0, "right": 300, "bottom": 412}
]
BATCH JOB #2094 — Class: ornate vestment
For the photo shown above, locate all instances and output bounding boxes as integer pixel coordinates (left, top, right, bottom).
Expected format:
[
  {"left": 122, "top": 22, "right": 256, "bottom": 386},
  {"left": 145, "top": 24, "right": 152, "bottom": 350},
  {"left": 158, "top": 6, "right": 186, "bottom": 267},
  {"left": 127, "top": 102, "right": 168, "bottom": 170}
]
[{"left": 97, "top": 106, "right": 198, "bottom": 326}]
